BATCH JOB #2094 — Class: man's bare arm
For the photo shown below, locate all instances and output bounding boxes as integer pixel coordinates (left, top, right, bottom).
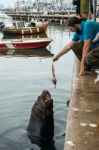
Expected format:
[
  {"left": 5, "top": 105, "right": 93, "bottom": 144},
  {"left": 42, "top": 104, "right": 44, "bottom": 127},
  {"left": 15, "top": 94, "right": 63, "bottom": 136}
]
[
  {"left": 53, "top": 41, "right": 75, "bottom": 61},
  {"left": 79, "top": 39, "right": 91, "bottom": 75}
]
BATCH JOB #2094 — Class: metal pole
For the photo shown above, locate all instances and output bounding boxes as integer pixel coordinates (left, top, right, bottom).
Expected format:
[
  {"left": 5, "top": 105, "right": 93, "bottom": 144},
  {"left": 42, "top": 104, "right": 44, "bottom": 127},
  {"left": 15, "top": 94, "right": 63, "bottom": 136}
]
[
  {"left": 93, "top": 0, "right": 97, "bottom": 21},
  {"left": 89, "top": 0, "right": 91, "bottom": 11}
]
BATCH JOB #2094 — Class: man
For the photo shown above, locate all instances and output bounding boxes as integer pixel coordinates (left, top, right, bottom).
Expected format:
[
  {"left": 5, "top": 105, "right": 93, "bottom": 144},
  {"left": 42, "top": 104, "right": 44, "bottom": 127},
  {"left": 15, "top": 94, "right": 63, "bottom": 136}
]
[{"left": 53, "top": 17, "right": 99, "bottom": 76}]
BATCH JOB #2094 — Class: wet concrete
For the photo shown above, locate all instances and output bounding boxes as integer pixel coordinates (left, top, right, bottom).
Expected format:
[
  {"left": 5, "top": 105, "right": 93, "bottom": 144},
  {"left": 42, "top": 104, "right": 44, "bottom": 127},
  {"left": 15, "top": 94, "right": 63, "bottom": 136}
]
[{"left": 64, "top": 58, "right": 99, "bottom": 150}]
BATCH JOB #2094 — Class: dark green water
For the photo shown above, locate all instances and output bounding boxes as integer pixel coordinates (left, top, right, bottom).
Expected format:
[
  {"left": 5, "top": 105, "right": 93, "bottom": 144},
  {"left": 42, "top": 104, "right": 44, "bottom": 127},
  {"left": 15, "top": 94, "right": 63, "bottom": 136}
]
[{"left": 0, "top": 24, "right": 74, "bottom": 150}]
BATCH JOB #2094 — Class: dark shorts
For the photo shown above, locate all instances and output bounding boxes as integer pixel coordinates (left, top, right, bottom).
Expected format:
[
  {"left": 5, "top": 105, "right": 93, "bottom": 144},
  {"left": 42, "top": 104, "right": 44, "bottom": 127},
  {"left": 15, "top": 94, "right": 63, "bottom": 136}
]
[{"left": 72, "top": 41, "right": 99, "bottom": 69}]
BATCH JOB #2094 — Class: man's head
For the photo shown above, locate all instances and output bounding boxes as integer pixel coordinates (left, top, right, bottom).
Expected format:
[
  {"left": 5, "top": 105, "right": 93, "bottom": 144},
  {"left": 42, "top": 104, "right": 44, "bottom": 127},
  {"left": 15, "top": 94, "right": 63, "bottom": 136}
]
[{"left": 67, "top": 17, "right": 82, "bottom": 34}]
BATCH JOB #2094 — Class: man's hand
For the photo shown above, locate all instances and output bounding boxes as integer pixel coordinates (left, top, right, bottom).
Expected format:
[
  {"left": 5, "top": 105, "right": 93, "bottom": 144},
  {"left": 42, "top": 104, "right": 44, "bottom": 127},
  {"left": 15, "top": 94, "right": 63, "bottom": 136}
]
[{"left": 53, "top": 55, "right": 59, "bottom": 62}]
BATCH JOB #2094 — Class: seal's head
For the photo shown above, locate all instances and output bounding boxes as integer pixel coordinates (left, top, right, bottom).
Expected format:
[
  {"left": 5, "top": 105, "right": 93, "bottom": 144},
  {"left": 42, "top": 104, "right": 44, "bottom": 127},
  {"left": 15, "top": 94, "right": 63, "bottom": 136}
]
[
  {"left": 41, "top": 90, "right": 51, "bottom": 101},
  {"left": 41, "top": 90, "right": 53, "bottom": 108}
]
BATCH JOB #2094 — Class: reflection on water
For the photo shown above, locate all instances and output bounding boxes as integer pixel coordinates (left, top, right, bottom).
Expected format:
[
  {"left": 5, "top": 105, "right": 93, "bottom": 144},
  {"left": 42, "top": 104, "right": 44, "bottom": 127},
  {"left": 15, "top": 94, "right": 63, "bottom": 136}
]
[
  {"left": 0, "top": 24, "right": 74, "bottom": 150},
  {"left": 38, "top": 139, "right": 56, "bottom": 150},
  {"left": 0, "top": 47, "right": 53, "bottom": 57}
]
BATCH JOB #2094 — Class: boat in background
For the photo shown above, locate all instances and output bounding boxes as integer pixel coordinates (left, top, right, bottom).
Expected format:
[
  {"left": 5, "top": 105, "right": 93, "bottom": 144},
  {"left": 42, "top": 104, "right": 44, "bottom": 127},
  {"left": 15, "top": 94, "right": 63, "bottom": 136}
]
[
  {"left": 2, "top": 22, "right": 48, "bottom": 35},
  {"left": 0, "top": 38, "right": 52, "bottom": 50}
]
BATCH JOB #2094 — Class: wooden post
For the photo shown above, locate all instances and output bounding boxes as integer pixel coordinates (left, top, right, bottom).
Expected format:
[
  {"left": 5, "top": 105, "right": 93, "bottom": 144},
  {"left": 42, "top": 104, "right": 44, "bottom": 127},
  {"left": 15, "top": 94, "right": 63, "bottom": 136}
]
[
  {"left": 88, "top": 0, "right": 93, "bottom": 19},
  {"left": 93, "top": 0, "right": 97, "bottom": 21},
  {"left": 80, "top": 0, "right": 89, "bottom": 14}
]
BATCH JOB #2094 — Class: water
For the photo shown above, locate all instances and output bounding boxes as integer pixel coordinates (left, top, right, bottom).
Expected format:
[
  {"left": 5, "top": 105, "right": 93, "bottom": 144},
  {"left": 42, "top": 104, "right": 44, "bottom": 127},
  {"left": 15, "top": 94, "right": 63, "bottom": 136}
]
[{"left": 0, "top": 24, "right": 74, "bottom": 150}]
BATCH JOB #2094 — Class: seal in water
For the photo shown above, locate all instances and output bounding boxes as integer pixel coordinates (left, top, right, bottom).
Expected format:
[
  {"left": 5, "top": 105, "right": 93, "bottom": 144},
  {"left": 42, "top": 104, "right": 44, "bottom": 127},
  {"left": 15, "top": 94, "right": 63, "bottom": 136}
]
[{"left": 27, "top": 90, "right": 54, "bottom": 144}]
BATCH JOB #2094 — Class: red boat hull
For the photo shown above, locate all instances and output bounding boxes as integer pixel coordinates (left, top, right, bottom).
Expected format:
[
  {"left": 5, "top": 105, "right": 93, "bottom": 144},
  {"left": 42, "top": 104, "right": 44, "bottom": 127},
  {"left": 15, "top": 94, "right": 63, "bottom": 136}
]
[{"left": 0, "top": 38, "right": 52, "bottom": 49}]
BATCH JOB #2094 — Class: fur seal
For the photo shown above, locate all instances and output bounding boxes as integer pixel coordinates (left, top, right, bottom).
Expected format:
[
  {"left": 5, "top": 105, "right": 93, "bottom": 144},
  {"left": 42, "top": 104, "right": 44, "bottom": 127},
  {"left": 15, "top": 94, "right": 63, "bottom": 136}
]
[{"left": 27, "top": 90, "right": 54, "bottom": 143}]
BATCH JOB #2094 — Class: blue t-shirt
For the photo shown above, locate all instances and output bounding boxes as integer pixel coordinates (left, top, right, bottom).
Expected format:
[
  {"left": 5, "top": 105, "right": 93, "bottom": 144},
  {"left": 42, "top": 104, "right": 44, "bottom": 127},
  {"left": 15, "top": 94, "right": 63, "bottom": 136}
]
[{"left": 72, "top": 20, "right": 99, "bottom": 48}]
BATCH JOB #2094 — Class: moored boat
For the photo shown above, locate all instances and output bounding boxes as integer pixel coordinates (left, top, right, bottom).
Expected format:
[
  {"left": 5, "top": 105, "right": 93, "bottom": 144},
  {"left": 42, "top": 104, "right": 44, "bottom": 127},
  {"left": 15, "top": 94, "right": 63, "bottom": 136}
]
[
  {"left": 0, "top": 38, "right": 52, "bottom": 50},
  {"left": 2, "top": 23, "right": 48, "bottom": 35}
]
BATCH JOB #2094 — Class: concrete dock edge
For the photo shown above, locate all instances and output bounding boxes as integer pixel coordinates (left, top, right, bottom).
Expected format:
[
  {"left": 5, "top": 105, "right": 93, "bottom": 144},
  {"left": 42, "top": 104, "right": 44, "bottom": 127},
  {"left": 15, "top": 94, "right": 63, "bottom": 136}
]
[{"left": 64, "top": 58, "right": 99, "bottom": 150}]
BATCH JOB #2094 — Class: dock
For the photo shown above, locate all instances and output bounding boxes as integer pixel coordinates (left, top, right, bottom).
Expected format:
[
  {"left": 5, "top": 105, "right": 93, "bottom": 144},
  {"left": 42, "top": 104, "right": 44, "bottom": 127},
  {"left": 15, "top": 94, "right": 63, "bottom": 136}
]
[
  {"left": 8, "top": 13, "right": 75, "bottom": 24},
  {"left": 64, "top": 58, "right": 99, "bottom": 150}
]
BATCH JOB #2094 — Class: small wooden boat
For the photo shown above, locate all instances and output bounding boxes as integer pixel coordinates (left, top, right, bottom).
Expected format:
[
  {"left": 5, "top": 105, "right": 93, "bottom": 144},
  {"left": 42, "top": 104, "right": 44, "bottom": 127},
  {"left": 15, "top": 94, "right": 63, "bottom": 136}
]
[
  {"left": 2, "top": 23, "right": 48, "bottom": 35},
  {"left": 0, "top": 38, "right": 52, "bottom": 50}
]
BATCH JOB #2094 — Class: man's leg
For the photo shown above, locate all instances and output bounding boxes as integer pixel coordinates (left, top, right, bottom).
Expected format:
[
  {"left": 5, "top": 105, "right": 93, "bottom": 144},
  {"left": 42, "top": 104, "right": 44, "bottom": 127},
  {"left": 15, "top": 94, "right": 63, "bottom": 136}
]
[
  {"left": 85, "top": 46, "right": 99, "bottom": 69},
  {"left": 72, "top": 41, "right": 84, "bottom": 61}
]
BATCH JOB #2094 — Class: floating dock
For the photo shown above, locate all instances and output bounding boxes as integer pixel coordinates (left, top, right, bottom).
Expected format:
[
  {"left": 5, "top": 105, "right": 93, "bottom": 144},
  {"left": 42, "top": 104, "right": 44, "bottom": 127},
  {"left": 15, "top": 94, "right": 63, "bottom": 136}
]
[{"left": 64, "top": 58, "right": 99, "bottom": 150}]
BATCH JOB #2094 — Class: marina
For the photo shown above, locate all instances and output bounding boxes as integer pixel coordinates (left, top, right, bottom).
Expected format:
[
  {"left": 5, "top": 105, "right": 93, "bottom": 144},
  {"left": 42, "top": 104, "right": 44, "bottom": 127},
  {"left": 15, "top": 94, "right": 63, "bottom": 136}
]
[{"left": 0, "top": 0, "right": 99, "bottom": 150}]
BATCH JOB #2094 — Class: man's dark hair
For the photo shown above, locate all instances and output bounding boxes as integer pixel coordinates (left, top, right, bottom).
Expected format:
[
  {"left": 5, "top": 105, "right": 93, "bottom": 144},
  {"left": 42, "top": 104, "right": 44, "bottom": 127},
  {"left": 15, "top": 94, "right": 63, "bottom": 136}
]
[{"left": 67, "top": 17, "right": 82, "bottom": 26}]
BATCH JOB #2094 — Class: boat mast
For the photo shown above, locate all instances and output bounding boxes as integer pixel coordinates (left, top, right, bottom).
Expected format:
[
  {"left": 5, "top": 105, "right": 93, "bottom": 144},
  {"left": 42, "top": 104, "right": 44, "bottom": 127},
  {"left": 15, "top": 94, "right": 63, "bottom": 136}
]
[{"left": 59, "top": 0, "right": 64, "bottom": 10}]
